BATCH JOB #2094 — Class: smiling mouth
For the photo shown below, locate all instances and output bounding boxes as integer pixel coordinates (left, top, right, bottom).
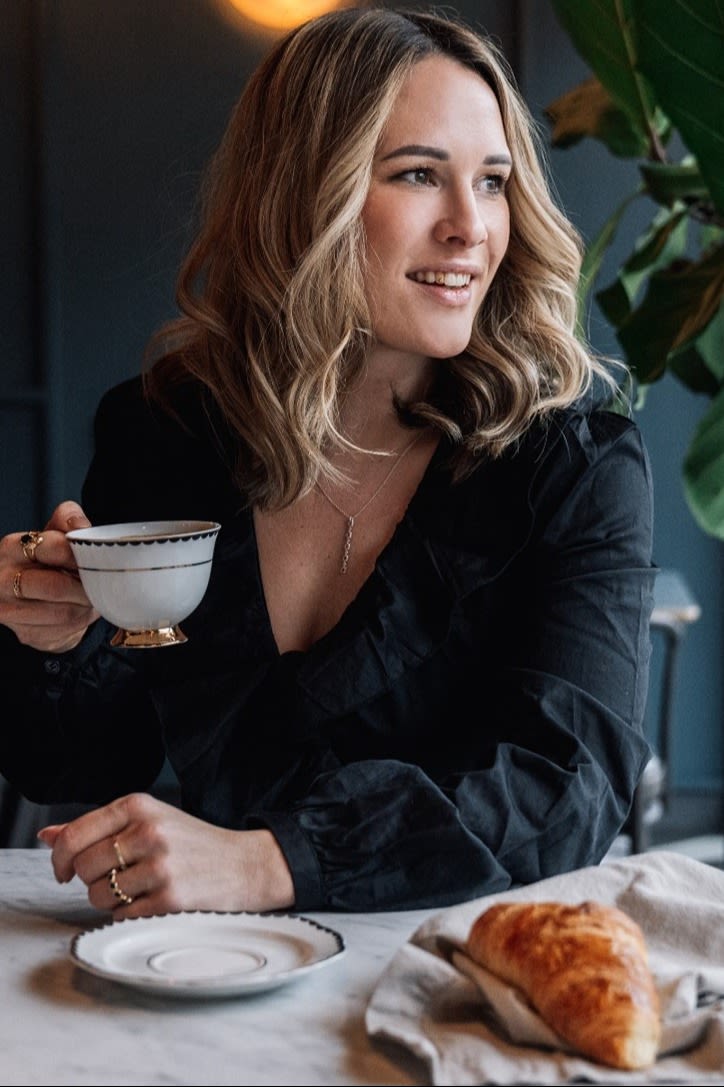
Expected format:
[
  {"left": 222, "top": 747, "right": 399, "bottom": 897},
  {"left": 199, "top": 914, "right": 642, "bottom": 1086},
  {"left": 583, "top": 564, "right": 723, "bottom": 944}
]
[{"left": 411, "top": 271, "right": 472, "bottom": 288}]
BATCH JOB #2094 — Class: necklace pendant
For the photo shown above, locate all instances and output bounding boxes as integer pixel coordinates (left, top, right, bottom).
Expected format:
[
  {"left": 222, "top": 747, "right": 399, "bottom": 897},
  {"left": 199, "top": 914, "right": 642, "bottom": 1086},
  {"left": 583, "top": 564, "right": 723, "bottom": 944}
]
[
  {"left": 315, "top": 431, "right": 424, "bottom": 576},
  {"left": 341, "top": 516, "right": 354, "bottom": 574}
]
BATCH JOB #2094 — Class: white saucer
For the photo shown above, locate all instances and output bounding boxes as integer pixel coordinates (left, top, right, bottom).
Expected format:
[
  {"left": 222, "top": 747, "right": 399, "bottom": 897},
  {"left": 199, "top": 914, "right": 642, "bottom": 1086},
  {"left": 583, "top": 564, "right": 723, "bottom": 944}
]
[{"left": 70, "top": 911, "right": 345, "bottom": 998}]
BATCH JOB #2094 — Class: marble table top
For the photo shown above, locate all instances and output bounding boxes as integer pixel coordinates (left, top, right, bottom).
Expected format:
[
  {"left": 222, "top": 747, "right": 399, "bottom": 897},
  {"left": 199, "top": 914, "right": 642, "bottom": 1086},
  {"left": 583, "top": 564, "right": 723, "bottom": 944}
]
[{"left": 0, "top": 849, "right": 434, "bottom": 1086}]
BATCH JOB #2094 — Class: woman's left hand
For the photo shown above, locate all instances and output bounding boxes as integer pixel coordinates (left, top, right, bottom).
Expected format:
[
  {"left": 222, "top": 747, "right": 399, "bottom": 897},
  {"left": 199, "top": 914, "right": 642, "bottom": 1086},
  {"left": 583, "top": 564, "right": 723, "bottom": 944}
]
[{"left": 37, "top": 793, "right": 295, "bottom": 919}]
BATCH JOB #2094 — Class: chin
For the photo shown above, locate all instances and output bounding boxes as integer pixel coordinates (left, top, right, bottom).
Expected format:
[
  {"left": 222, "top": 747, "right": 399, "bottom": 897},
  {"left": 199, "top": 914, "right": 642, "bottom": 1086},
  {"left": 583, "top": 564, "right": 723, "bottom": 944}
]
[
  {"left": 424, "top": 322, "right": 478, "bottom": 360},
  {"left": 374, "top": 323, "right": 475, "bottom": 362},
  {"left": 424, "top": 335, "right": 474, "bottom": 360}
]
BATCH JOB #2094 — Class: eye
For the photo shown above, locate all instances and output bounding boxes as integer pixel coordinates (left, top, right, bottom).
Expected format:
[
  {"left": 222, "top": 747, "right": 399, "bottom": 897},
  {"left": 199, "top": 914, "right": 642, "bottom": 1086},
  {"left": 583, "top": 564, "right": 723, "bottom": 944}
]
[
  {"left": 395, "top": 167, "right": 436, "bottom": 187},
  {"left": 477, "top": 173, "right": 508, "bottom": 196}
]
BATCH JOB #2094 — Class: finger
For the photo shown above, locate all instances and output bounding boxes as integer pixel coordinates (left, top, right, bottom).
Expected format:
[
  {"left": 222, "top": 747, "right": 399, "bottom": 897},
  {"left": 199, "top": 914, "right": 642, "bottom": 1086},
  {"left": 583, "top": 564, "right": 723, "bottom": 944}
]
[
  {"left": 12, "top": 621, "right": 96, "bottom": 654},
  {"left": 73, "top": 830, "right": 136, "bottom": 888},
  {"left": 105, "top": 889, "right": 169, "bottom": 920},
  {"left": 88, "top": 863, "right": 148, "bottom": 914},
  {"left": 2, "top": 529, "right": 79, "bottom": 573},
  {"left": 91, "top": 880, "right": 154, "bottom": 920},
  {"left": 49, "top": 795, "right": 151, "bottom": 883},
  {"left": 90, "top": 862, "right": 184, "bottom": 920},
  {"left": 37, "top": 823, "right": 67, "bottom": 848},
  {"left": 10, "top": 600, "right": 97, "bottom": 636},
  {"left": 8, "top": 567, "right": 91, "bottom": 608},
  {"left": 19, "top": 501, "right": 93, "bottom": 572},
  {"left": 44, "top": 501, "right": 92, "bottom": 534}
]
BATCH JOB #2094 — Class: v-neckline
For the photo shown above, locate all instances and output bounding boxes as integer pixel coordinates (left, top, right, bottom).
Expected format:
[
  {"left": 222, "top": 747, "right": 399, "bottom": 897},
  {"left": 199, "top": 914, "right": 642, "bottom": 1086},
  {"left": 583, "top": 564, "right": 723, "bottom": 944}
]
[{"left": 250, "top": 436, "right": 447, "bottom": 660}]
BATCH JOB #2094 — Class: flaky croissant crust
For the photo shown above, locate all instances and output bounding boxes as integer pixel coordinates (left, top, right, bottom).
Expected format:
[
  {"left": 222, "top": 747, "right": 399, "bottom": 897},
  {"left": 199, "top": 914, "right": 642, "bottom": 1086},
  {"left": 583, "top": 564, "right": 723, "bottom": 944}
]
[{"left": 466, "top": 899, "right": 661, "bottom": 1070}]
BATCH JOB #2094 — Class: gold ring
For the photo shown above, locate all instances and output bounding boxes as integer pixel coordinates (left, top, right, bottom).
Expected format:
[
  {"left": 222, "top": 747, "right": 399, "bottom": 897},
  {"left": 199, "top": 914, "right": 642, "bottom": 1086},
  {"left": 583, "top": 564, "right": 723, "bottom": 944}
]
[
  {"left": 20, "top": 531, "right": 44, "bottom": 562},
  {"left": 12, "top": 571, "right": 23, "bottom": 600},
  {"left": 113, "top": 839, "right": 127, "bottom": 871},
  {"left": 108, "top": 867, "right": 134, "bottom": 906}
]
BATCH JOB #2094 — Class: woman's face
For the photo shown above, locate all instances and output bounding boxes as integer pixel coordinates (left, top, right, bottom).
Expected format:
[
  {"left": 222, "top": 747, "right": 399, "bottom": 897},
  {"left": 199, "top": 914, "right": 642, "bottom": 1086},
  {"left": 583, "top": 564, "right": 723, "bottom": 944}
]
[{"left": 361, "top": 55, "right": 511, "bottom": 366}]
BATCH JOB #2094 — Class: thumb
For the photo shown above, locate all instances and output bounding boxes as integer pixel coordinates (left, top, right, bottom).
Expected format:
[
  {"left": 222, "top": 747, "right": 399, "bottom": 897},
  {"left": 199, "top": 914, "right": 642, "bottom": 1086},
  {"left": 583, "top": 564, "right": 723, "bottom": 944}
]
[{"left": 45, "top": 500, "right": 92, "bottom": 533}]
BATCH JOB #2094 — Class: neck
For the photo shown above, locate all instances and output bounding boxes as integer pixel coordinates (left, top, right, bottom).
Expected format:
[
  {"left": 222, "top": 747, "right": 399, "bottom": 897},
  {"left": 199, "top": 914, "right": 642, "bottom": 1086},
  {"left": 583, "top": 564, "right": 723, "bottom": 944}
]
[
  {"left": 339, "top": 353, "right": 437, "bottom": 454},
  {"left": 315, "top": 428, "right": 426, "bottom": 574}
]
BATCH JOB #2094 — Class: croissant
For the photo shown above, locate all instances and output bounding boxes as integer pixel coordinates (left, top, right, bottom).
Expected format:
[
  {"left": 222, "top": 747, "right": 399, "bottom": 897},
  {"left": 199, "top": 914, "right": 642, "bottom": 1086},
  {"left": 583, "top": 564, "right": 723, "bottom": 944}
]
[{"left": 466, "top": 899, "right": 661, "bottom": 1070}]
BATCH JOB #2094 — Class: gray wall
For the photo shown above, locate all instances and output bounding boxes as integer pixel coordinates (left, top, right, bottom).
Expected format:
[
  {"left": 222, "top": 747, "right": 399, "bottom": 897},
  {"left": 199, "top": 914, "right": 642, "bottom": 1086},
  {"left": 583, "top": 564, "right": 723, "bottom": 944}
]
[{"left": 2, "top": 0, "right": 722, "bottom": 793}]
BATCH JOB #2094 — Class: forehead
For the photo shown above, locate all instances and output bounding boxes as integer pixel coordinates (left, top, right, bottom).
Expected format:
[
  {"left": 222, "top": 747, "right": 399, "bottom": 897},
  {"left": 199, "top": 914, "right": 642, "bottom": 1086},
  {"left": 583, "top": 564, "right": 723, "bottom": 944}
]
[{"left": 378, "top": 54, "right": 509, "bottom": 153}]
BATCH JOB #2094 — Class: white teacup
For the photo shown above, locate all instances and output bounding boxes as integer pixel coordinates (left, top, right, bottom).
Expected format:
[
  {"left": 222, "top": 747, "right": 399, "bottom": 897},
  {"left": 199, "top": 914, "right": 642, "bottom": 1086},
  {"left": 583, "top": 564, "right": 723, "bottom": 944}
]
[{"left": 67, "top": 520, "right": 221, "bottom": 648}]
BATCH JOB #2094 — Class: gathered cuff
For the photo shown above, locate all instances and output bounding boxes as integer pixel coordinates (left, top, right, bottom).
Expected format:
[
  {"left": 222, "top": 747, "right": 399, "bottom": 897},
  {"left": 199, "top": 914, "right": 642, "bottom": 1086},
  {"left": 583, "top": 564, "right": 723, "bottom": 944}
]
[{"left": 242, "top": 809, "right": 324, "bottom": 911}]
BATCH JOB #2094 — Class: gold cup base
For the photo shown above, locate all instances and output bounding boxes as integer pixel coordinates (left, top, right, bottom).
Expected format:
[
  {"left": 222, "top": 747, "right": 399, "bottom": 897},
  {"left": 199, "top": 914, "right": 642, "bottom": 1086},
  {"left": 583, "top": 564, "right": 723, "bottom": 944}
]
[{"left": 110, "top": 625, "right": 188, "bottom": 649}]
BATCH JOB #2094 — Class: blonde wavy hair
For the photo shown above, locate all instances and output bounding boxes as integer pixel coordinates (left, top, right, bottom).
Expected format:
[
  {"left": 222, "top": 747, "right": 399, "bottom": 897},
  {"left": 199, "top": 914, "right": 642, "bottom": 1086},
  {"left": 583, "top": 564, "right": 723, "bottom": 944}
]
[{"left": 144, "top": 5, "right": 614, "bottom": 508}]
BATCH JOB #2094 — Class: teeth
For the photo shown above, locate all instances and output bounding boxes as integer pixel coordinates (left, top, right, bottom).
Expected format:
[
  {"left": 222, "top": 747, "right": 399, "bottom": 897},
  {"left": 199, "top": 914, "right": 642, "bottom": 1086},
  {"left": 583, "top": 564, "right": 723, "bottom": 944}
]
[{"left": 413, "top": 271, "right": 471, "bottom": 287}]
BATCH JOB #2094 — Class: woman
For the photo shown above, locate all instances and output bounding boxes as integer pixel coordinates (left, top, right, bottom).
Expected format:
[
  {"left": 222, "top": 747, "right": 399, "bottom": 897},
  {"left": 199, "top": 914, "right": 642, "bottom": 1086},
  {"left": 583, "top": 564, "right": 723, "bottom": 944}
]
[{"left": 0, "top": 7, "right": 655, "bottom": 916}]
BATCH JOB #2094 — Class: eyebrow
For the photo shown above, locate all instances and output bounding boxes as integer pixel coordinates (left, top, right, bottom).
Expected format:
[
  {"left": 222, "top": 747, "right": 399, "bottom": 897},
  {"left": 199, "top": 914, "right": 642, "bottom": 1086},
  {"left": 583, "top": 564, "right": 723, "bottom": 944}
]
[{"left": 380, "top": 144, "right": 512, "bottom": 166}]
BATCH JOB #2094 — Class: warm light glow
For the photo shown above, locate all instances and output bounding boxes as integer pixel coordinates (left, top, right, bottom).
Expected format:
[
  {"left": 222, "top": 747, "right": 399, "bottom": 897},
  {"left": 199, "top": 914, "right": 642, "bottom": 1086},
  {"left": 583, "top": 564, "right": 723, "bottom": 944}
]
[{"left": 223, "top": 0, "right": 340, "bottom": 31}]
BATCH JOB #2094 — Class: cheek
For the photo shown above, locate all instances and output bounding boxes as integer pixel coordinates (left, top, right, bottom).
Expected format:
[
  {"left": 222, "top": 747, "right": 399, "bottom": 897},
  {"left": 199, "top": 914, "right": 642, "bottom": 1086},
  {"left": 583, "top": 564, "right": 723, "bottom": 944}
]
[
  {"left": 361, "top": 189, "right": 414, "bottom": 264},
  {"left": 495, "top": 205, "right": 511, "bottom": 256},
  {"left": 361, "top": 226, "right": 407, "bottom": 304},
  {"left": 360, "top": 191, "right": 388, "bottom": 253},
  {"left": 486, "top": 212, "right": 510, "bottom": 281},
  {"left": 363, "top": 223, "right": 403, "bottom": 270}
]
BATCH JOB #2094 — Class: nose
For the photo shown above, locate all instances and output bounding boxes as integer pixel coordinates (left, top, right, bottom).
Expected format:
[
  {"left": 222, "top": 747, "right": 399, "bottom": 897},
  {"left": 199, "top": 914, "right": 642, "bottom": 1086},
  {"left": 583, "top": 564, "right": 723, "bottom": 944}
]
[{"left": 433, "top": 185, "right": 488, "bottom": 248}]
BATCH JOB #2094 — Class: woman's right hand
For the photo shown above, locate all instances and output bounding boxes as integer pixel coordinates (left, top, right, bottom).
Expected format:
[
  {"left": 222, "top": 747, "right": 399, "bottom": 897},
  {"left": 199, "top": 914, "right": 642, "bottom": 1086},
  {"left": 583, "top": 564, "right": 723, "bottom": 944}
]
[{"left": 0, "top": 500, "right": 100, "bottom": 653}]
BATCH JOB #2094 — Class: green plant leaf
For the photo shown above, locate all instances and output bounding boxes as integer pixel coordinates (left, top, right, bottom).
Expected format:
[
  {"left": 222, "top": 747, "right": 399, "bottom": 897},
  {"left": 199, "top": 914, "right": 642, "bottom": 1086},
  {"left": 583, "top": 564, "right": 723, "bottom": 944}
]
[
  {"left": 546, "top": 76, "right": 650, "bottom": 156},
  {"left": 616, "top": 243, "right": 724, "bottom": 382},
  {"left": 596, "top": 205, "right": 689, "bottom": 326},
  {"left": 550, "top": 0, "right": 662, "bottom": 148},
  {"left": 669, "top": 247, "right": 724, "bottom": 357},
  {"left": 605, "top": 367, "right": 636, "bottom": 415},
  {"left": 578, "top": 190, "right": 641, "bottom": 322},
  {"left": 669, "top": 351, "right": 721, "bottom": 396},
  {"left": 633, "top": 0, "right": 724, "bottom": 214},
  {"left": 673, "top": 303, "right": 724, "bottom": 389},
  {"left": 549, "top": 0, "right": 724, "bottom": 540},
  {"left": 633, "top": 381, "right": 650, "bottom": 410},
  {"left": 701, "top": 223, "right": 724, "bottom": 255},
  {"left": 639, "top": 160, "right": 711, "bottom": 207},
  {"left": 695, "top": 303, "right": 724, "bottom": 383},
  {"left": 683, "top": 385, "right": 724, "bottom": 539}
]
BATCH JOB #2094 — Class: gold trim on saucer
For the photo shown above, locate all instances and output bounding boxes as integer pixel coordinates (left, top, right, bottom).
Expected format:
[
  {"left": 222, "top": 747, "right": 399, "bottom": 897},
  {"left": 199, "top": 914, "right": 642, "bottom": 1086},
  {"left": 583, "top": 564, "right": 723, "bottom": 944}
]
[{"left": 110, "top": 626, "right": 188, "bottom": 649}]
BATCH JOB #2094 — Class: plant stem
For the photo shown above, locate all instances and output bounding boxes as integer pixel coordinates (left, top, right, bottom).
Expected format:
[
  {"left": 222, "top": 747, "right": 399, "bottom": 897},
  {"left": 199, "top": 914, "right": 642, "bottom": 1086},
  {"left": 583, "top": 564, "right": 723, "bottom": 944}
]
[{"left": 616, "top": 0, "right": 667, "bottom": 163}]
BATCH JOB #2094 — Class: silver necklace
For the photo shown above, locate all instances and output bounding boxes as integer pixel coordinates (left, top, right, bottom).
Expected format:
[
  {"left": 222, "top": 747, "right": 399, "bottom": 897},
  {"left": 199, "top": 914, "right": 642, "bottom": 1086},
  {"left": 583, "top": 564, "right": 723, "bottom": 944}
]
[{"left": 316, "top": 432, "right": 423, "bottom": 574}]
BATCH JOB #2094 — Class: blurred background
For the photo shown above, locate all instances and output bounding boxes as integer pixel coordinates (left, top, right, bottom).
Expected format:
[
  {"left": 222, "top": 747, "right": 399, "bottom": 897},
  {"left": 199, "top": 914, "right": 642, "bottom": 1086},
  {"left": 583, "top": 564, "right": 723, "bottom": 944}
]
[{"left": 1, "top": 0, "right": 722, "bottom": 853}]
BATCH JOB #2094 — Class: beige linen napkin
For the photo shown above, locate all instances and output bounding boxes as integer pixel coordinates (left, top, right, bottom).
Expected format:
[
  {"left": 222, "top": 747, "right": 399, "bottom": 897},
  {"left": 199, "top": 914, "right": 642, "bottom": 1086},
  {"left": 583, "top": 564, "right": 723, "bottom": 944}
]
[{"left": 366, "top": 851, "right": 724, "bottom": 1085}]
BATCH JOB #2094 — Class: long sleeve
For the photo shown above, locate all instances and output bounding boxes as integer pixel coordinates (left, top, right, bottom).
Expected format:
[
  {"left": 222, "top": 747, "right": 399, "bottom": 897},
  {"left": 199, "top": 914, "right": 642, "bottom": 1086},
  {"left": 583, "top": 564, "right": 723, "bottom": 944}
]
[
  {"left": 0, "top": 377, "right": 237, "bottom": 804},
  {"left": 0, "top": 377, "right": 216, "bottom": 802},
  {"left": 0, "top": 618, "right": 166, "bottom": 803}
]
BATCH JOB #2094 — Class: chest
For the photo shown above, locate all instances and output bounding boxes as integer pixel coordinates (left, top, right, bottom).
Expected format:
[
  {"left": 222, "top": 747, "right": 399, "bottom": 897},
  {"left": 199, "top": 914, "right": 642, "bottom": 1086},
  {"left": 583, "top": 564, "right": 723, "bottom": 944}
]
[
  {"left": 252, "top": 489, "right": 406, "bottom": 654},
  {"left": 253, "top": 444, "right": 437, "bottom": 654}
]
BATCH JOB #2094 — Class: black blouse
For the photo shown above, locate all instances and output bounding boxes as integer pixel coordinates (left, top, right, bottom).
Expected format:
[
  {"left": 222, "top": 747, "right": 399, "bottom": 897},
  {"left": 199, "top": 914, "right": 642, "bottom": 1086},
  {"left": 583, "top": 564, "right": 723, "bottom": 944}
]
[{"left": 0, "top": 377, "right": 656, "bottom": 910}]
